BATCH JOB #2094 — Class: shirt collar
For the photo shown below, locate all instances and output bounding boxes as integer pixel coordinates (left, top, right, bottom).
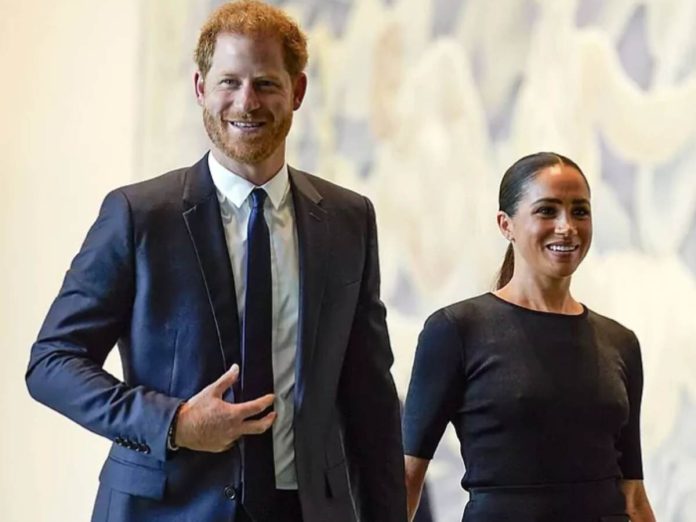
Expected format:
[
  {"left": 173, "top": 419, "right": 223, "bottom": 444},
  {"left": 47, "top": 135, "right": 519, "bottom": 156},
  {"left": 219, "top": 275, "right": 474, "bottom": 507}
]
[{"left": 208, "top": 152, "right": 290, "bottom": 211}]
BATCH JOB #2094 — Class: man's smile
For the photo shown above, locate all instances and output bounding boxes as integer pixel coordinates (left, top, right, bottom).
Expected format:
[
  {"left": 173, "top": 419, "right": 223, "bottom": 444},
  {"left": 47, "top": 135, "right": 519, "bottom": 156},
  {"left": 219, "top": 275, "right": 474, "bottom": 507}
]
[{"left": 228, "top": 120, "right": 266, "bottom": 130}]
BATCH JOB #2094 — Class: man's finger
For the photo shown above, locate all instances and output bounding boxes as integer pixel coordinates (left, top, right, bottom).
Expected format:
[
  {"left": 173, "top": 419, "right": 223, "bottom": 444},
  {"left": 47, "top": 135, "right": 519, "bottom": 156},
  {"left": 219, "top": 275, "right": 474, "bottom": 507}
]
[
  {"left": 209, "top": 364, "right": 240, "bottom": 396},
  {"left": 241, "top": 411, "right": 277, "bottom": 435},
  {"left": 235, "top": 393, "right": 275, "bottom": 419}
]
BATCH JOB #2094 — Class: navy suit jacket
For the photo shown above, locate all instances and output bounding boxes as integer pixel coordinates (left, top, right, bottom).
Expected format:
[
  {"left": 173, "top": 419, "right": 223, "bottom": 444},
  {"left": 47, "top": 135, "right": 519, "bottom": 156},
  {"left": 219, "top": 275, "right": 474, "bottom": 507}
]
[{"left": 26, "top": 156, "right": 406, "bottom": 522}]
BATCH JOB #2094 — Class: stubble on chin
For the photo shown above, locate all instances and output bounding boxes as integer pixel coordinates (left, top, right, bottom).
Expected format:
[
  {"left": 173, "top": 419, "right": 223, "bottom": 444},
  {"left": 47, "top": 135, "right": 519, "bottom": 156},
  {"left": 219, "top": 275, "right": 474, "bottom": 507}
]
[{"left": 202, "top": 107, "right": 291, "bottom": 165}]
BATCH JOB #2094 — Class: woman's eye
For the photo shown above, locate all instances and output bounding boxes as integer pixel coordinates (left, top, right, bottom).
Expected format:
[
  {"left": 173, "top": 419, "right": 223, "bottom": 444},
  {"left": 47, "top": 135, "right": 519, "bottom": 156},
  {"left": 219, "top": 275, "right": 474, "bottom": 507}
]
[
  {"left": 536, "top": 206, "right": 555, "bottom": 216},
  {"left": 573, "top": 207, "right": 591, "bottom": 217}
]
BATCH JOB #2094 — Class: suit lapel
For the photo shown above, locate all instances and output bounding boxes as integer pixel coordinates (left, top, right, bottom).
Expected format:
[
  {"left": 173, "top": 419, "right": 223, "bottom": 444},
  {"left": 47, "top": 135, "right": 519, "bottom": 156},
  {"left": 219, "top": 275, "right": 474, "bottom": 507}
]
[
  {"left": 182, "top": 155, "right": 241, "bottom": 385},
  {"left": 290, "top": 167, "right": 329, "bottom": 411}
]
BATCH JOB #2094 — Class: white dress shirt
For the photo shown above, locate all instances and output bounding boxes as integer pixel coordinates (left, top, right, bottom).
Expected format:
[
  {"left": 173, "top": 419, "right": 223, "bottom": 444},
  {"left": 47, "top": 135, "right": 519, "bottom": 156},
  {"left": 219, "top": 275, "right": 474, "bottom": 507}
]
[{"left": 208, "top": 153, "right": 299, "bottom": 489}]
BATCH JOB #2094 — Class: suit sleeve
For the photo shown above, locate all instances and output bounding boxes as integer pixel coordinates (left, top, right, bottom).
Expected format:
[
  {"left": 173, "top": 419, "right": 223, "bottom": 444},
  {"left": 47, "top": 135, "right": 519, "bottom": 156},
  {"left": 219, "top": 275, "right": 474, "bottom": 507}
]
[
  {"left": 337, "top": 197, "right": 407, "bottom": 522},
  {"left": 25, "top": 190, "right": 182, "bottom": 462}
]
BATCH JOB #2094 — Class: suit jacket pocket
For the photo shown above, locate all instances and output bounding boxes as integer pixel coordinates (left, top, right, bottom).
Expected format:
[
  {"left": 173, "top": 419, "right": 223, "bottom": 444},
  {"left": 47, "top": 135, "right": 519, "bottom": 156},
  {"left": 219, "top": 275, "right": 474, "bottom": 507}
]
[{"left": 99, "top": 457, "right": 167, "bottom": 500}]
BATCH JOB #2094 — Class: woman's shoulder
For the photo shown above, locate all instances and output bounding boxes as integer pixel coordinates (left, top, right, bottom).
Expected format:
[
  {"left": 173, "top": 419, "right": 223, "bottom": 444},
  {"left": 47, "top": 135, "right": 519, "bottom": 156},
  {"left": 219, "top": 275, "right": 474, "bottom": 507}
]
[
  {"left": 585, "top": 307, "right": 640, "bottom": 352},
  {"left": 586, "top": 308, "right": 636, "bottom": 337},
  {"left": 426, "top": 293, "right": 500, "bottom": 329},
  {"left": 416, "top": 294, "right": 498, "bottom": 358},
  {"left": 425, "top": 293, "right": 499, "bottom": 338}
]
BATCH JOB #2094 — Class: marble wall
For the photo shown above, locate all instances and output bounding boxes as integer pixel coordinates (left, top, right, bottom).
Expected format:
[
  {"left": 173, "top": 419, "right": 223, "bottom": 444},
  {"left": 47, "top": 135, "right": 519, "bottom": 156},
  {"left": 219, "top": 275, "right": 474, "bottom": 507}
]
[{"left": 141, "top": 1, "right": 696, "bottom": 519}]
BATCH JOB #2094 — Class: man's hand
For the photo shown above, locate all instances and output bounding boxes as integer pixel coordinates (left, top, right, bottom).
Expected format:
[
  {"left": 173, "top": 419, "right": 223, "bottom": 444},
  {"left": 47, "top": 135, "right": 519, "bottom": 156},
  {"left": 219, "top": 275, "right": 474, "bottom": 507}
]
[{"left": 174, "top": 364, "right": 276, "bottom": 452}]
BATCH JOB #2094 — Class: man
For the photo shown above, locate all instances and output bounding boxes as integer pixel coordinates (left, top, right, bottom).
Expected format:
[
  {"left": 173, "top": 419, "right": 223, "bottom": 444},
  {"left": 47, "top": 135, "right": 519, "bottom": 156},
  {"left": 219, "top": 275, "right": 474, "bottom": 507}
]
[{"left": 26, "top": 1, "right": 406, "bottom": 521}]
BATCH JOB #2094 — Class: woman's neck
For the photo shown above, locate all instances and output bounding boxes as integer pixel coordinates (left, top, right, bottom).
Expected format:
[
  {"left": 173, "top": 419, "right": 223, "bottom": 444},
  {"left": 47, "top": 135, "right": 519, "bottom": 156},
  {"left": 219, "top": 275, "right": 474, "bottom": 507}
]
[{"left": 494, "top": 273, "right": 582, "bottom": 315}]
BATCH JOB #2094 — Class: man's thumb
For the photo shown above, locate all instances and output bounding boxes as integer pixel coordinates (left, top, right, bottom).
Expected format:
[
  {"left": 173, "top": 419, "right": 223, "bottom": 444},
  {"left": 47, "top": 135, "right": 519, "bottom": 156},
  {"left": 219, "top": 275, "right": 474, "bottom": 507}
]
[{"left": 210, "top": 364, "right": 240, "bottom": 396}]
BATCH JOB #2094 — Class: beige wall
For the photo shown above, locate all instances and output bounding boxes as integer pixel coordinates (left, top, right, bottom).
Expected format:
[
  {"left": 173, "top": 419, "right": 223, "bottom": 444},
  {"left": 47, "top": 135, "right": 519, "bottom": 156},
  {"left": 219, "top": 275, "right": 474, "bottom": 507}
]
[{"left": 0, "top": 1, "right": 139, "bottom": 520}]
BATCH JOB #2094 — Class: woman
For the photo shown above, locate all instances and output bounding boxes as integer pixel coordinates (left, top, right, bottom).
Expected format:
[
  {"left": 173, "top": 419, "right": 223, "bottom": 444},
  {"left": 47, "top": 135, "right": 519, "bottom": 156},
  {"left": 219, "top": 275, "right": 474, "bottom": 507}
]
[{"left": 403, "top": 153, "right": 656, "bottom": 522}]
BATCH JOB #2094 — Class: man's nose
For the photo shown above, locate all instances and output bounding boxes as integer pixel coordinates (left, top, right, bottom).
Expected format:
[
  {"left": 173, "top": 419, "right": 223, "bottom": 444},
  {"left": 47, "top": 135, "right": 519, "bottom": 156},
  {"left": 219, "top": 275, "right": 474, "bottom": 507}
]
[{"left": 236, "top": 83, "right": 261, "bottom": 112}]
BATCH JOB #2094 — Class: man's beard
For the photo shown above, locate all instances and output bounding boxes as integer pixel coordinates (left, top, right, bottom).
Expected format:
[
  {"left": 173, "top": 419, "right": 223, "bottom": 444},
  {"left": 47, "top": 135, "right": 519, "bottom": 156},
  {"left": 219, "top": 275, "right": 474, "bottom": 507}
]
[{"left": 203, "top": 107, "right": 292, "bottom": 165}]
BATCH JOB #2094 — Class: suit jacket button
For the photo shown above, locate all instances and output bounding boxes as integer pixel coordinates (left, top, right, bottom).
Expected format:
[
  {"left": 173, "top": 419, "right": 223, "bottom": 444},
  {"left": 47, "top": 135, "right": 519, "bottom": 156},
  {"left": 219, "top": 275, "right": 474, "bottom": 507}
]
[{"left": 224, "top": 485, "right": 237, "bottom": 500}]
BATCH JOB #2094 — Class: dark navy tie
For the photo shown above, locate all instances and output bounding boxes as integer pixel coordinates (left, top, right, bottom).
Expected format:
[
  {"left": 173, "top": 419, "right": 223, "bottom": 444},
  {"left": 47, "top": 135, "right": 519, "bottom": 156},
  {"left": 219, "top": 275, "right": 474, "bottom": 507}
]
[{"left": 241, "top": 188, "right": 275, "bottom": 521}]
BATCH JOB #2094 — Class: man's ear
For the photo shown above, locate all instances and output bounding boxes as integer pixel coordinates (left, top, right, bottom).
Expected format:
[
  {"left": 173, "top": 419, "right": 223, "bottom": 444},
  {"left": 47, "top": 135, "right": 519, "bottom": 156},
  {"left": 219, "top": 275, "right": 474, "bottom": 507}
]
[
  {"left": 292, "top": 73, "right": 307, "bottom": 111},
  {"left": 496, "top": 211, "right": 514, "bottom": 242},
  {"left": 194, "top": 71, "right": 206, "bottom": 107}
]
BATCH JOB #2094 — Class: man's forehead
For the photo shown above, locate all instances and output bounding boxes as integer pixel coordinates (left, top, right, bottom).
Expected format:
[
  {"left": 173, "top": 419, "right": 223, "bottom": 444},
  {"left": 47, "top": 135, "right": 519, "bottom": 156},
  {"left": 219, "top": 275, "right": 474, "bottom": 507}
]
[
  {"left": 214, "top": 31, "right": 281, "bottom": 49},
  {"left": 210, "top": 32, "right": 283, "bottom": 61}
]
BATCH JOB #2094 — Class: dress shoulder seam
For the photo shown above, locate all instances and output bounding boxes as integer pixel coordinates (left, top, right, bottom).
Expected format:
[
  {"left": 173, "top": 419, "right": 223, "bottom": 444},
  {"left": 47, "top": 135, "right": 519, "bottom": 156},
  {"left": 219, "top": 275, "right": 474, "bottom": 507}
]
[{"left": 439, "top": 307, "right": 467, "bottom": 376}]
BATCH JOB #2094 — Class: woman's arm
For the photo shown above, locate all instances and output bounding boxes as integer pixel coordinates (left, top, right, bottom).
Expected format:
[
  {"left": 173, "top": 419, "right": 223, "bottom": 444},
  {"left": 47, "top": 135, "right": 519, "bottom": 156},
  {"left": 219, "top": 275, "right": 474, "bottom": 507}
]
[
  {"left": 403, "top": 309, "right": 463, "bottom": 520},
  {"left": 620, "top": 480, "right": 655, "bottom": 522},
  {"left": 405, "top": 456, "right": 430, "bottom": 522}
]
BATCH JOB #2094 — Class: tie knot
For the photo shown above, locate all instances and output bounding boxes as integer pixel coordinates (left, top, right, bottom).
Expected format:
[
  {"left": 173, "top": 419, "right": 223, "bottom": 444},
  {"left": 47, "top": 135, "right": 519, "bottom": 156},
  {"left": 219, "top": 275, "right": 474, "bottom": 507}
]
[{"left": 250, "top": 188, "right": 267, "bottom": 210}]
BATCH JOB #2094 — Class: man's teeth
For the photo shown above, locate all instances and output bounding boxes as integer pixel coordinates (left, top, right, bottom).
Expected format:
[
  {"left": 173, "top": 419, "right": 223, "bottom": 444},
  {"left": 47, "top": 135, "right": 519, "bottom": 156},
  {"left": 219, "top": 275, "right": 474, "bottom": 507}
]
[
  {"left": 231, "top": 122, "right": 263, "bottom": 128},
  {"left": 548, "top": 244, "right": 577, "bottom": 252}
]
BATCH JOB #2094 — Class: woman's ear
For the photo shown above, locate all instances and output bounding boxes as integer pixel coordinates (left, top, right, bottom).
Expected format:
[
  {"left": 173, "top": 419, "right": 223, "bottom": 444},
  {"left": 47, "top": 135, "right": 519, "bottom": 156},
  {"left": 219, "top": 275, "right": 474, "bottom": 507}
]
[{"left": 496, "top": 211, "right": 514, "bottom": 242}]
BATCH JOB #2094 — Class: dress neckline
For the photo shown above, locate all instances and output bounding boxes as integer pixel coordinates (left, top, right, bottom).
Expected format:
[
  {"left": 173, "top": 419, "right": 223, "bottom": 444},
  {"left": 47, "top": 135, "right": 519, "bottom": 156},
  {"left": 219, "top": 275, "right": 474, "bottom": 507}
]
[{"left": 486, "top": 292, "right": 588, "bottom": 318}]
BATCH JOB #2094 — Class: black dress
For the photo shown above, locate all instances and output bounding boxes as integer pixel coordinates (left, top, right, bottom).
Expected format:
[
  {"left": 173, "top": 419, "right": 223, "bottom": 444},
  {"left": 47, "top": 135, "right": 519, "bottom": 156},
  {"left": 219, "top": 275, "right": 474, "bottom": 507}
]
[{"left": 403, "top": 293, "right": 644, "bottom": 522}]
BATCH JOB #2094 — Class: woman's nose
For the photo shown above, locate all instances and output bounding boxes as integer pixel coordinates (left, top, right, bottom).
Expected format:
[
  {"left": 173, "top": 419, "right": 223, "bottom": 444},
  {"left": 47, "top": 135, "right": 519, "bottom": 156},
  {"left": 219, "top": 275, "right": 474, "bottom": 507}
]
[{"left": 555, "top": 214, "right": 575, "bottom": 235}]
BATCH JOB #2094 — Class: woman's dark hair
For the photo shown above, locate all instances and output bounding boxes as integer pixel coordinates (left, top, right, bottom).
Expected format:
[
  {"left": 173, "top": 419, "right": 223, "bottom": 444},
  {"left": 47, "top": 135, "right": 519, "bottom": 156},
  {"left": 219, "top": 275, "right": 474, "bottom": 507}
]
[{"left": 495, "top": 152, "right": 589, "bottom": 289}]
